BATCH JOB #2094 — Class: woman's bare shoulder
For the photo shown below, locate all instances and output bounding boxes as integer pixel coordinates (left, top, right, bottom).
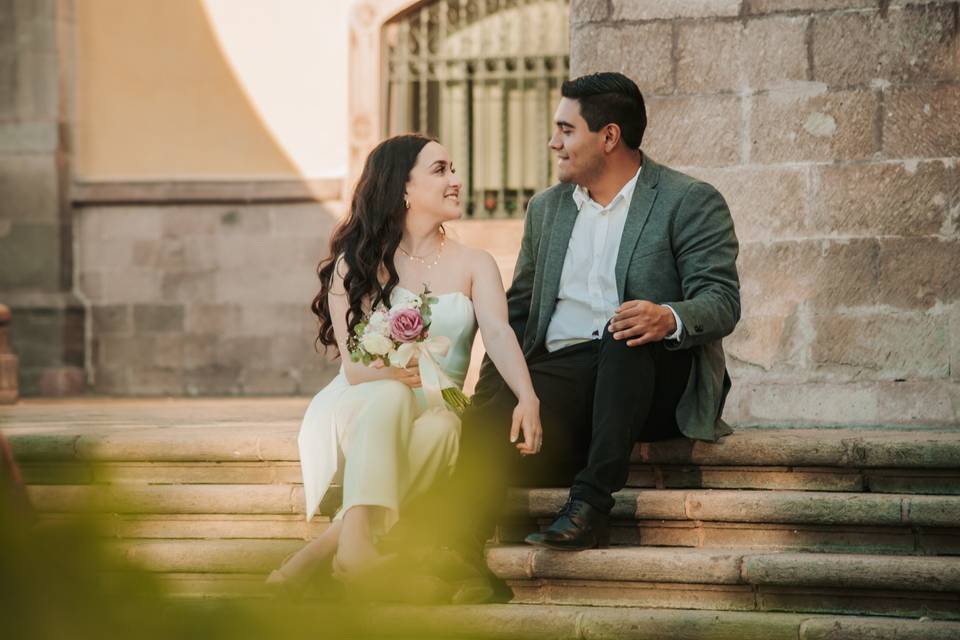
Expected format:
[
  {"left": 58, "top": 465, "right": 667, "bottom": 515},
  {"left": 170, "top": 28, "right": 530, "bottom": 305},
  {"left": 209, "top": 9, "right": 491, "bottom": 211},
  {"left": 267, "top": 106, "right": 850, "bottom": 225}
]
[{"left": 450, "top": 242, "right": 495, "bottom": 277}]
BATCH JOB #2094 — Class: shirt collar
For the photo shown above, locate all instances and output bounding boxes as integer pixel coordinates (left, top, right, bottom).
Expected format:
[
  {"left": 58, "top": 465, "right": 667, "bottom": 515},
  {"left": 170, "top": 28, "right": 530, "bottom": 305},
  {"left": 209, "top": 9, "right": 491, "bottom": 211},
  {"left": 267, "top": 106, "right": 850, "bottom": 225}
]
[{"left": 572, "top": 165, "right": 642, "bottom": 212}]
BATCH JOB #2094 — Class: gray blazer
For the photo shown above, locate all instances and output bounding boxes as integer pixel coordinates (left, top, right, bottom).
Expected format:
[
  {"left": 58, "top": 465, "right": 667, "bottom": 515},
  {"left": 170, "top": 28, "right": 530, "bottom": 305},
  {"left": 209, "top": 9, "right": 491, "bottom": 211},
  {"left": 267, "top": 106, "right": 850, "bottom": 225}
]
[{"left": 483, "top": 155, "right": 740, "bottom": 442}]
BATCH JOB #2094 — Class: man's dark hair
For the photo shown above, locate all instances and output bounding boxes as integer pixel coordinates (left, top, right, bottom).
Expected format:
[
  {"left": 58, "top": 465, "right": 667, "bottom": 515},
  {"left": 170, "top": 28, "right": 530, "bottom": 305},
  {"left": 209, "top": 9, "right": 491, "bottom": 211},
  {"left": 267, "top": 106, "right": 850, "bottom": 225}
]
[{"left": 561, "top": 72, "right": 646, "bottom": 150}]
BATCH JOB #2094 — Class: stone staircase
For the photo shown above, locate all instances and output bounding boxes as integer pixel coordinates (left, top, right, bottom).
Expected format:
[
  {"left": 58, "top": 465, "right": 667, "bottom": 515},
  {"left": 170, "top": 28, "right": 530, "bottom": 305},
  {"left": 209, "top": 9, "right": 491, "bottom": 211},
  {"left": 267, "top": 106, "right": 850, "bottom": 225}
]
[{"left": 4, "top": 398, "right": 960, "bottom": 638}]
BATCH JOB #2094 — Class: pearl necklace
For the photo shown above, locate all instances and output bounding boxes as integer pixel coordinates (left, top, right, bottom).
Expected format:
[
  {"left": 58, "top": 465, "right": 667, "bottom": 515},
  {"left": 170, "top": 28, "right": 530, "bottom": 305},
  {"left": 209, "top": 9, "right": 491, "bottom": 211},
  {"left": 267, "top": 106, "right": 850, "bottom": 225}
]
[{"left": 398, "top": 232, "right": 445, "bottom": 270}]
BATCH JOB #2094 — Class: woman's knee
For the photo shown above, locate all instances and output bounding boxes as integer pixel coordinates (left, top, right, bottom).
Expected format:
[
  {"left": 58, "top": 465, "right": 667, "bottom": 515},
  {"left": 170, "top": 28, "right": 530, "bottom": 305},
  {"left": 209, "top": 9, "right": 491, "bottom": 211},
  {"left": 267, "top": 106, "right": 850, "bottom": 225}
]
[
  {"left": 413, "top": 409, "right": 460, "bottom": 447},
  {"left": 366, "top": 379, "right": 416, "bottom": 410}
]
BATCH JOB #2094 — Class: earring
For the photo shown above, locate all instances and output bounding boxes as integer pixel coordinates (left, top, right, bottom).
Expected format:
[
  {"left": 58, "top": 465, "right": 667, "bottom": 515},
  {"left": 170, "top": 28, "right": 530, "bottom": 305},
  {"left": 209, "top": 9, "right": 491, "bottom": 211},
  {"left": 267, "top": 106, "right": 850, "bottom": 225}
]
[{"left": 404, "top": 196, "right": 410, "bottom": 209}]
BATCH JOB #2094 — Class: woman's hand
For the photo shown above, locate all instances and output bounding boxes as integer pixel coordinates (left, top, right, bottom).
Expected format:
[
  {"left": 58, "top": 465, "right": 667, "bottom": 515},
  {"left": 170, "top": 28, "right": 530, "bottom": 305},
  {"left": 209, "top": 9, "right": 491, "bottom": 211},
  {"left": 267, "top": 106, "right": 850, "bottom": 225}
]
[
  {"left": 510, "top": 397, "right": 542, "bottom": 456},
  {"left": 372, "top": 359, "right": 422, "bottom": 388}
]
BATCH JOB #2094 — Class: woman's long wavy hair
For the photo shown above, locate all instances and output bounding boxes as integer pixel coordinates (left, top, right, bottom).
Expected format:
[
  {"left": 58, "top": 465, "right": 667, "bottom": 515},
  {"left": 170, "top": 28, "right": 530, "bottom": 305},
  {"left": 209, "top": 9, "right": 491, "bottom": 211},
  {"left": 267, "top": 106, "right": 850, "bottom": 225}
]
[{"left": 312, "top": 133, "right": 435, "bottom": 353}]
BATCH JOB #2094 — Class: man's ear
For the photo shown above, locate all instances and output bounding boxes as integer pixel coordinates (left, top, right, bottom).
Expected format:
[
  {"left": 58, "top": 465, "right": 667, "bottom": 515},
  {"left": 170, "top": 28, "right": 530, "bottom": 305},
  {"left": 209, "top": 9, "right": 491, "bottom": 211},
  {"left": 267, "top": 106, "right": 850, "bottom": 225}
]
[{"left": 603, "top": 124, "right": 622, "bottom": 152}]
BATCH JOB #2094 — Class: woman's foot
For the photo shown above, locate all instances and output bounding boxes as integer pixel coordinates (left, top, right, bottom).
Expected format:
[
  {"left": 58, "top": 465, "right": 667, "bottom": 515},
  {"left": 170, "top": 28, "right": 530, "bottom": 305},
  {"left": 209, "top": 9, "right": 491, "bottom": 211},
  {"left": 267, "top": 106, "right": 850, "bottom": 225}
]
[
  {"left": 332, "top": 552, "right": 452, "bottom": 604},
  {"left": 264, "top": 558, "right": 309, "bottom": 596}
]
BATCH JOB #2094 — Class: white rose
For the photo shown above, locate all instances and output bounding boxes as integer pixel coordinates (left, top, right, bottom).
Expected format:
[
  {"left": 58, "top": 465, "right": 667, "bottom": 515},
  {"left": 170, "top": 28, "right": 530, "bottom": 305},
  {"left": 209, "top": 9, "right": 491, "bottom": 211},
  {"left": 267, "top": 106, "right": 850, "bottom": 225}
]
[
  {"left": 360, "top": 332, "right": 393, "bottom": 356},
  {"left": 390, "top": 288, "right": 422, "bottom": 311},
  {"left": 366, "top": 310, "right": 389, "bottom": 335}
]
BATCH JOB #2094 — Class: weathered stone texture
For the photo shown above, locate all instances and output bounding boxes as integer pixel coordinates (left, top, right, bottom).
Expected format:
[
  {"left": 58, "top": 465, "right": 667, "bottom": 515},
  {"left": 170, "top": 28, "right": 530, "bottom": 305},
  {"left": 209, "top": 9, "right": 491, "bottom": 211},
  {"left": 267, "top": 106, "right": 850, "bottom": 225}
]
[
  {"left": 813, "top": 161, "right": 957, "bottom": 238},
  {"left": 878, "top": 238, "right": 960, "bottom": 309},
  {"left": 688, "top": 166, "right": 808, "bottom": 242},
  {"left": 738, "top": 239, "right": 879, "bottom": 316},
  {"left": 875, "top": 379, "right": 960, "bottom": 424},
  {"left": 745, "top": 0, "right": 876, "bottom": 13},
  {"left": 951, "top": 305, "right": 960, "bottom": 383},
  {"left": 132, "top": 304, "right": 185, "bottom": 334},
  {"left": 810, "top": 312, "right": 950, "bottom": 379},
  {"left": 570, "top": 22, "right": 673, "bottom": 95},
  {"left": 728, "top": 379, "right": 960, "bottom": 425},
  {"left": 801, "top": 617, "right": 960, "bottom": 640},
  {"left": 77, "top": 202, "right": 340, "bottom": 395},
  {"left": 0, "top": 223, "right": 60, "bottom": 290},
  {"left": 750, "top": 87, "right": 879, "bottom": 162},
  {"left": 677, "top": 17, "right": 808, "bottom": 93},
  {"left": 812, "top": 5, "right": 959, "bottom": 87},
  {"left": 571, "top": 0, "right": 610, "bottom": 24},
  {"left": 92, "top": 305, "right": 130, "bottom": 335},
  {"left": 645, "top": 95, "right": 742, "bottom": 165},
  {"left": 0, "top": 154, "right": 59, "bottom": 222},
  {"left": 611, "top": 0, "right": 742, "bottom": 21},
  {"left": 726, "top": 315, "right": 800, "bottom": 372},
  {"left": 883, "top": 85, "right": 960, "bottom": 158}
]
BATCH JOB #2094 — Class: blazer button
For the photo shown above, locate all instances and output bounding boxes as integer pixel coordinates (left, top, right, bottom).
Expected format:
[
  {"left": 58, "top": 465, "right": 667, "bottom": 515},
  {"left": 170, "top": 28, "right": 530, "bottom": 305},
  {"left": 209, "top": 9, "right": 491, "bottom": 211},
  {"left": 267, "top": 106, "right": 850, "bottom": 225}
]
[{"left": 694, "top": 324, "right": 704, "bottom": 333}]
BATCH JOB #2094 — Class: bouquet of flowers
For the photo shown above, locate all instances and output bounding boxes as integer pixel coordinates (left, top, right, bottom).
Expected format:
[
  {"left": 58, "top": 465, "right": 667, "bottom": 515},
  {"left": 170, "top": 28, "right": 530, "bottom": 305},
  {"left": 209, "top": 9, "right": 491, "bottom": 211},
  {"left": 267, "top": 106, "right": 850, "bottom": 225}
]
[{"left": 347, "top": 286, "right": 470, "bottom": 414}]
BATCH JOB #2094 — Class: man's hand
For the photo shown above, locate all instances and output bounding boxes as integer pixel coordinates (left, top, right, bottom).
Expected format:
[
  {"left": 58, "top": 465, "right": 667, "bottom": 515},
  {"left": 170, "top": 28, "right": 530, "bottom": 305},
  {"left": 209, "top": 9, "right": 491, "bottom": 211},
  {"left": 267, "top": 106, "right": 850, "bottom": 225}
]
[
  {"left": 509, "top": 397, "right": 542, "bottom": 456},
  {"left": 609, "top": 300, "right": 677, "bottom": 347}
]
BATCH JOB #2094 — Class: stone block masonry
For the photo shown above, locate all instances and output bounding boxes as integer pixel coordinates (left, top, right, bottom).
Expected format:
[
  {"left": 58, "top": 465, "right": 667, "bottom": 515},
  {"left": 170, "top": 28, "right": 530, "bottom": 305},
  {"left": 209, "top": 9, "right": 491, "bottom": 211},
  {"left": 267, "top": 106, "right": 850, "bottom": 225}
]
[
  {"left": 77, "top": 202, "right": 344, "bottom": 395},
  {"left": 571, "top": 0, "right": 960, "bottom": 425},
  {"left": 0, "top": 0, "right": 86, "bottom": 395}
]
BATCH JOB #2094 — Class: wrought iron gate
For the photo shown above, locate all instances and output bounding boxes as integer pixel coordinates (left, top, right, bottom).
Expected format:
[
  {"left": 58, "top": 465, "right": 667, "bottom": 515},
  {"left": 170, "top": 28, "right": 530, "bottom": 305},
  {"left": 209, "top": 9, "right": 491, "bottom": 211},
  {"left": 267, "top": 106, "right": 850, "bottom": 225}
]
[{"left": 384, "top": 0, "right": 570, "bottom": 218}]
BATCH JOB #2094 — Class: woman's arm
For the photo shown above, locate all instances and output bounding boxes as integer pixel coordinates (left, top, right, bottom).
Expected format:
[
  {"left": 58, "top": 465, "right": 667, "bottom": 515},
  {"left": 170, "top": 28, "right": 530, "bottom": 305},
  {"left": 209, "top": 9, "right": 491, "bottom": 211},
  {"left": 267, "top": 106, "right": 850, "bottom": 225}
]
[
  {"left": 471, "top": 250, "right": 542, "bottom": 455},
  {"left": 328, "top": 260, "right": 421, "bottom": 388}
]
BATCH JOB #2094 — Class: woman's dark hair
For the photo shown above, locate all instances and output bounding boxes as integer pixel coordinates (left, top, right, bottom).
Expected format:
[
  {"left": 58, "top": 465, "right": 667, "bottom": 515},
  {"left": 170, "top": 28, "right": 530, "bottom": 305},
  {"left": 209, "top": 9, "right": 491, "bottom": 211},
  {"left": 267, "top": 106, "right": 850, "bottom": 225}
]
[
  {"left": 561, "top": 72, "right": 646, "bottom": 150},
  {"left": 311, "top": 133, "right": 435, "bottom": 352}
]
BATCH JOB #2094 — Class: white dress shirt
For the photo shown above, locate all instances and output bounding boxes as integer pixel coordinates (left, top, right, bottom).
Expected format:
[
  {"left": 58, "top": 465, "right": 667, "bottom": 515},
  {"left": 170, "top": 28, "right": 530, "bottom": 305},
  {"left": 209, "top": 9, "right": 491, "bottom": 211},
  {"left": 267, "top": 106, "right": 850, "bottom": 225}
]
[{"left": 545, "top": 167, "right": 683, "bottom": 352}]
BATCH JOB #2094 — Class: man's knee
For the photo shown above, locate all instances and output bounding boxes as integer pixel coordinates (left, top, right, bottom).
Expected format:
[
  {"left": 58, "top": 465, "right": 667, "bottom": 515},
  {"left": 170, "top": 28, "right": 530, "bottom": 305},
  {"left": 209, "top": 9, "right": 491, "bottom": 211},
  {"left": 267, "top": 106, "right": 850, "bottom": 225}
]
[{"left": 600, "top": 326, "right": 656, "bottom": 363}]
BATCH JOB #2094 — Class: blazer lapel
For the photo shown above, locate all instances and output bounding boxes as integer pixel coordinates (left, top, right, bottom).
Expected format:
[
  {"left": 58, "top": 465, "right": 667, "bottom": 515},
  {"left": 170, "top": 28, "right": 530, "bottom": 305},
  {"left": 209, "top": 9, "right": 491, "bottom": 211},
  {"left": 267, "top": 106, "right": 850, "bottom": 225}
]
[
  {"left": 615, "top": 156, "right": 661, "bottom": 300},
  {"left": 535, "top": 191, "right": 579, "bottom": 344}
]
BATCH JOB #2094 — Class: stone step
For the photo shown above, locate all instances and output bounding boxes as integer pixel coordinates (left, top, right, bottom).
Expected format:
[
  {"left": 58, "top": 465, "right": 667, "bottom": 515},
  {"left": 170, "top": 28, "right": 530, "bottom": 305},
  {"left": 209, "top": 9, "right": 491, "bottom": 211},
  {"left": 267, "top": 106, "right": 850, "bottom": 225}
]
[
  {"left": 26, "top": 484, "right": 960, "bottom": 554},
  {"left": 8, "top": 423, "right": 959, "bottom": 469},
  {"left": 34, "top": 510, "right": 959, "bottom": 556},
  {"left": 37, "top": 513, "right": 330, "bottom": 540},
  {"left": 28, "top": 483, "right": 960, "bottom": 528},
  {"left": 145, "top": 600, "right": 960, "bottom": 639},
  {"left": 10, "top": 425, "right": 960, "bottom": 501},
  {"left": 101, "top": 539, "right": 960, "bottom": 619},
  {"left": 511, "top": 487, "right": 960, "bottom": 528},
  {"left": 485, "top": 546, "right": 960, "bottom": 620},
  {"left": 17, "top": 459, "right": 960, "bottom": 495}
]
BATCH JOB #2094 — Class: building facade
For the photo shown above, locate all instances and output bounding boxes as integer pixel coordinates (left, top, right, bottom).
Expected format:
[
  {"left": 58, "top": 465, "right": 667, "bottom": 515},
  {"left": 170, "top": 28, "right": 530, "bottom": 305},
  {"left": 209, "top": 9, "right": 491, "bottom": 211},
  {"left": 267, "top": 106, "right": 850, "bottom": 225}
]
[{"left": 2, "top": 0, "right": 958, "bottom": 427}]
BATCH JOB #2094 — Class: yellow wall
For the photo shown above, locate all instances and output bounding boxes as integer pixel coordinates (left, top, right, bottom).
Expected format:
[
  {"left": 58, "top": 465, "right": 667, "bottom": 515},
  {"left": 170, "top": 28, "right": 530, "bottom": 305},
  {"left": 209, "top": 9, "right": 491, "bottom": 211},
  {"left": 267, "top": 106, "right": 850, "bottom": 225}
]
[{"left": 75, "top": 0, "right": 350, "bottom": 180}]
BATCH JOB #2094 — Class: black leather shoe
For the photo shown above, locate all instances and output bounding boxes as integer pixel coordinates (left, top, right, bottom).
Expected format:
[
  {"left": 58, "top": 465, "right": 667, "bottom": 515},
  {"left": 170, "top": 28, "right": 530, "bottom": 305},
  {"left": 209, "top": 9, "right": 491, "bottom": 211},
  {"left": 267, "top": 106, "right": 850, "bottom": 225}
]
[{"left": 524, "top": 499, "right": 610, "bottom": 551}]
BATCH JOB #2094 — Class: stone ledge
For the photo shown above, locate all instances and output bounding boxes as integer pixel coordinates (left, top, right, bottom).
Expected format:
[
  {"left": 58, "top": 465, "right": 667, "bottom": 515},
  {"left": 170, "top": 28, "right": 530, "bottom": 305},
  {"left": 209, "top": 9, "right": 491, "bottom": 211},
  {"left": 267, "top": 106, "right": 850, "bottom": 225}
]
[
  {"left": 27, "top": 483, "right": 960, "bottom": 529},
  {"left": 71, "top": 178, "right": 343, "bottom": 205},
  {"left": 6, "top": 416, "right": 959, "bottom": 469},
  {"left": 353, "top": 604, "right": 960, "bottom": 640},
  {"left": 486, "top": 546, "right": 960, "bottom": 593},
  {"left": 510, "top": 488, "right": 960, "bottom": 528}
]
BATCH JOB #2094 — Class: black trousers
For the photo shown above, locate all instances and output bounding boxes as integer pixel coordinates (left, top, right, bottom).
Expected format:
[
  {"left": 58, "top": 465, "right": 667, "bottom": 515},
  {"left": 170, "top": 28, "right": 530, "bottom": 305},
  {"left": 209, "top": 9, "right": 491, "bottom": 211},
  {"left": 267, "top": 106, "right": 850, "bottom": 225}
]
[{"left": 444, "top": 327, "right": 692, "bottom": 554}]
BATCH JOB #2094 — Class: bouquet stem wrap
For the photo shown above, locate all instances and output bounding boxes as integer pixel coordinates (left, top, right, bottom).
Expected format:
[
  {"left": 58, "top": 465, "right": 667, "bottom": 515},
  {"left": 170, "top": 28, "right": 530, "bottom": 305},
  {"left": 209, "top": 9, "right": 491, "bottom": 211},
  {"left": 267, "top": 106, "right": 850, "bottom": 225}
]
[{"left": 389, "top": 336, "right": 469, "bottom": 413}]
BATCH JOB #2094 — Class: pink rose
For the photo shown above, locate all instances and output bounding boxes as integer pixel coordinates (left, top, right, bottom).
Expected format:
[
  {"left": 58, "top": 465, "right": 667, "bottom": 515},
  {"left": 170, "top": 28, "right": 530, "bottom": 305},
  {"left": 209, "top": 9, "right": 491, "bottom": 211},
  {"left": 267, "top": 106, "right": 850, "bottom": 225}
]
[{"left": 389, "top": 308, "right": 424, "bottom": 343}]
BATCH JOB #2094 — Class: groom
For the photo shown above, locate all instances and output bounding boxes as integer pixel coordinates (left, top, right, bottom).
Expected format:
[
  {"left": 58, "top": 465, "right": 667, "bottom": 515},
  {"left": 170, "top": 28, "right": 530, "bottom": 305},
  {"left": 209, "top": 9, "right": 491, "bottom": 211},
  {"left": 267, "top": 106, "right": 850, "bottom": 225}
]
[{"left": 445, "top": 71, "right": 740, "bottom": 560}]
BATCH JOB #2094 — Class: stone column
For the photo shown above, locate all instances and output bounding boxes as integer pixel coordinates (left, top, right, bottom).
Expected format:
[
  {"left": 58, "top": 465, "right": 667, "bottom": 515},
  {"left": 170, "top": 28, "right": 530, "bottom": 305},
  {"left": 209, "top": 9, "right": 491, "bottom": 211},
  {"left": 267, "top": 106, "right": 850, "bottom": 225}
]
[
  {"left": 0, "top": 0, "right": 85, "bottom": 395},
  {"left": 0, "top": 304, "right": 18, "bottom": 403},
  {"left": 570, "top": 0, "right": 960, "bottom": 426}
]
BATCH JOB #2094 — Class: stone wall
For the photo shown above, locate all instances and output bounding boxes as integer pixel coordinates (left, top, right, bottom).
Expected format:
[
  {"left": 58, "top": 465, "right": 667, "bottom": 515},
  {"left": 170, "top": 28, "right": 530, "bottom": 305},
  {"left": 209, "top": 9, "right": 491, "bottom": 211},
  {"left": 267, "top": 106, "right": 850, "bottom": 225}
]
[
  {"left": 571, "top": 0, "right": 960, "bottom": 426},
  {"left": 0, "top": 0, "right": 86, "bottom": 395},
  {"left": 72, "top": 206, "right": 520, "bottom": 397},
  {"left": 76, "top": 202, "right": 343, "bottom": 395}
]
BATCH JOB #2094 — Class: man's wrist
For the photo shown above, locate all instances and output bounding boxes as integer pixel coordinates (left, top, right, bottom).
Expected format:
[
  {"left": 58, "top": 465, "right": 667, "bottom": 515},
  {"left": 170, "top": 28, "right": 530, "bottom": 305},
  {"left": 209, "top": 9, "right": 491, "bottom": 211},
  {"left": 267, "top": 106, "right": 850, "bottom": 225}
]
[{"left": 661, "top": 304, "right": 683, "bottom": 341}]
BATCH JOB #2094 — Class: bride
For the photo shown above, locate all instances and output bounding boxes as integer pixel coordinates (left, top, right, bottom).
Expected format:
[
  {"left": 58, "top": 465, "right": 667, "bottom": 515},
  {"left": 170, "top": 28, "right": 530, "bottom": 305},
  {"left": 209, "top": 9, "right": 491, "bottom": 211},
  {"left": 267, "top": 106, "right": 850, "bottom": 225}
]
[{"left": 267, "top": 134, "right": 541, "bottom": 596}]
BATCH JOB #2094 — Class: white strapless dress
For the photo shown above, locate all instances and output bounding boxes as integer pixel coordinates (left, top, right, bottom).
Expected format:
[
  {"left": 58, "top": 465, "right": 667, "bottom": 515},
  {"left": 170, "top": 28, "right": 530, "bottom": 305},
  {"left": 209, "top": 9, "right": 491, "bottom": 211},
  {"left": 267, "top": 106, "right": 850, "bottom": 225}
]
[{"left": 297, "top": 289, "right": 477, "bottom": 533}]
